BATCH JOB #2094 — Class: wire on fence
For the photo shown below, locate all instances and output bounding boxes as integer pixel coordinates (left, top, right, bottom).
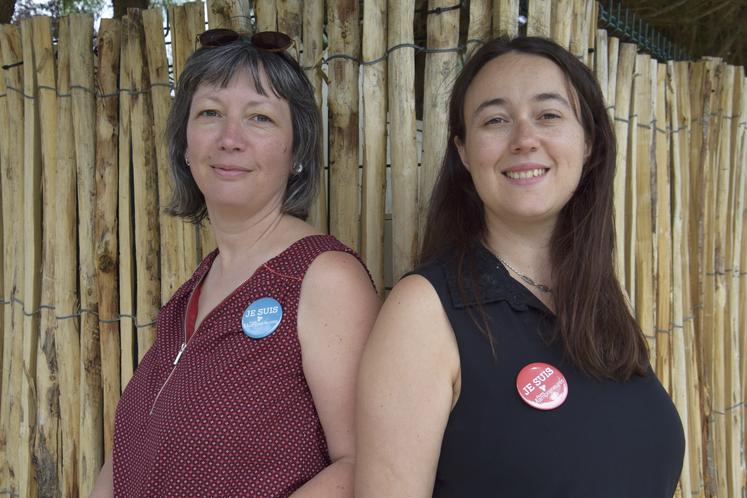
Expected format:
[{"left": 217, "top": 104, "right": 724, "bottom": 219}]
[
  {"left": 0, "top": 295, "right": 157, "bottom": 329},
  {"left": 1, "top": 77, "right": 742, "bottom": 137},
  {"left": 5, "top": 294, "right": 741, "bottom": 413}
]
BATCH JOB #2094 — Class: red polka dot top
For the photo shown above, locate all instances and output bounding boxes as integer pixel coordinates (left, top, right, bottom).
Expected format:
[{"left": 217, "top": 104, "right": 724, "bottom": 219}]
[{"left": 113, "top": 235, "right": 361, "bottom": 497}]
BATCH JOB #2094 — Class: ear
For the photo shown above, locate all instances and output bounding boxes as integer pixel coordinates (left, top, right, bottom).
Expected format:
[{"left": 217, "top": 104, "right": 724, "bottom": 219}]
[
  {"left": 583, "top": 139, "right": 591, "bottom": 162},
  {"left": 454, "top": 136, "right": 471, "bottom": 171}
]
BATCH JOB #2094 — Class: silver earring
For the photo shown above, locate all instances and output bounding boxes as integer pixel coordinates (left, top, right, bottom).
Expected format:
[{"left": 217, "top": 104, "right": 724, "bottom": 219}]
[
  {"left": 292, "top": 163, "right": 303, "bottom": 175},
  {"left": 185, "top": 158, "right": 191, "bottom": 168}
]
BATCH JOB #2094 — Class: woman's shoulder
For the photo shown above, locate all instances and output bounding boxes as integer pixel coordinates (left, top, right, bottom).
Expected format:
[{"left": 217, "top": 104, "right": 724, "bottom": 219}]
[
  {"left": 376, "top": 274, "right": 451, "bottom": 344},
  {"left": 359, "top": 273, "right": 459, "bottom": 402},
  {"left": 277, "top": 216, "right": 358, "bottom": 257},
  {"left": 270, "top": 219, "right": 370, "bottom": 284},
  {"left": 267, "top": 234, "right": 362, "bottom": 279}
]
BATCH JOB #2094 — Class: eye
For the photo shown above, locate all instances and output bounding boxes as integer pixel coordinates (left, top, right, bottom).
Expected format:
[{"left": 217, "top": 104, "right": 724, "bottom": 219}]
[
  {"left": 485, "top": 116, "right": 508, "bottom": 126},
  {"left": 197, "top": 109, "right": 220, "bottom": 118},
  {"left": 539, "top": 111, "right": 561, "bottom": 120},
  {"left": 251, "top": 114, "right": 273, "bottom": 124}
]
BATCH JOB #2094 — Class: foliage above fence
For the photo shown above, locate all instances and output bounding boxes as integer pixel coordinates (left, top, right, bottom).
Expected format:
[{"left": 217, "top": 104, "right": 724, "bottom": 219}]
[{"left": 0, "top": 1, "right": 745, "bottom": 497}]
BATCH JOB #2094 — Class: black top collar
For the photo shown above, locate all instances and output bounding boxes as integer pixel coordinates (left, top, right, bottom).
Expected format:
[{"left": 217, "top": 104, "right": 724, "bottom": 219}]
[{"left": 442, "top": 243, "right": 552, "bottom": 315}]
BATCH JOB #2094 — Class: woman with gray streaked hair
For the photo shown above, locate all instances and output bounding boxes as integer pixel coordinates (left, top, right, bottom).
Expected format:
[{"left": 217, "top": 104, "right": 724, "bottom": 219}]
[{"left": 90, "top": 29, "right": 380, "bottom": 498}]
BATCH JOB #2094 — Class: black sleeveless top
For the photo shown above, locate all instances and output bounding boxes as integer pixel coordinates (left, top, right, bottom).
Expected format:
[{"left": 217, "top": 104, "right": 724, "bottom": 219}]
[{"left": 414, "top": 244, "right": 684, "bottom": 498}]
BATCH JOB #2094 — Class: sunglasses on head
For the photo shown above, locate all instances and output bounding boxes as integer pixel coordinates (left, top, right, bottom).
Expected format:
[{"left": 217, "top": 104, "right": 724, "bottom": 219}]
[{"left": 196, "top": 28, "right": 298, "bottom": 59}]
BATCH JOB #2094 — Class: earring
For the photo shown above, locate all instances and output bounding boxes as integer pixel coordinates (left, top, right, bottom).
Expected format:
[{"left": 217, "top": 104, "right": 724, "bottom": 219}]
[
  {"left": 185, "top": 157, "right": 191, "bottom": 168},
  {"left": 292, "top": 163, "right": 303, "bottom": 175}
]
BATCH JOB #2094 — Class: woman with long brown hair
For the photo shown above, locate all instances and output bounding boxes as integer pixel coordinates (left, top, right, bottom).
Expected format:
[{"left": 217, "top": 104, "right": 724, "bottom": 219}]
[{"left": 356, "top": 36, "right": 684, "bottom": 497}]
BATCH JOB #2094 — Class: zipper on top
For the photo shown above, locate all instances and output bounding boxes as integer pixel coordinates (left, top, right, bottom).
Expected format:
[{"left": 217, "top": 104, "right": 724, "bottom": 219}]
[
  {"left": 149, "top": 273, "right": 206, "bottom": 416},
  {"left": 148, "top": 254, "right": 265, "bottom": 416}
]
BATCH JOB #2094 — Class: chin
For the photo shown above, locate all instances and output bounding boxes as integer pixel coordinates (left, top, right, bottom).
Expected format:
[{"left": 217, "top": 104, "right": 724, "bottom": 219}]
[{"left": 513, "top": 206, "right": 562, "bottom": 225}]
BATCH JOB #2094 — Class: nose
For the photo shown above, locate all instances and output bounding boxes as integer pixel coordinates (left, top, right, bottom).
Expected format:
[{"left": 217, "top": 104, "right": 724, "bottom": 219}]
[
  {"left": 509, "top": 119, "right": 539, "bottom": 154},
  {"left": 218, "top": 116, "right": 246, "bottom": 151}
]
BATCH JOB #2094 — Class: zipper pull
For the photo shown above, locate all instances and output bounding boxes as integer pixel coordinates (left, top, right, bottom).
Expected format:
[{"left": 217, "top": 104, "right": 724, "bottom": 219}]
[{"left": 173, "top": 342, "right": 187, "bottom": 366}]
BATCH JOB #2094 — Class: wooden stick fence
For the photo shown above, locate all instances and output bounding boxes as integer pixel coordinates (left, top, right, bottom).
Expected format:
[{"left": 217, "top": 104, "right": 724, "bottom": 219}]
[{"left": 0, "top": 1, "right": 744, "bottom": 496}]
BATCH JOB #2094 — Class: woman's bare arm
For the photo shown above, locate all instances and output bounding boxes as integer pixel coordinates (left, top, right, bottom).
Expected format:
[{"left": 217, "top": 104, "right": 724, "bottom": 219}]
[
  {"left": 355, "top": 275, "right": 460, "bottom": 498},
  {"left": 292, "top": 251, "right": 381, "bottom": 497},
  {"left": 89, "top": 454, "right": 113, "bottom": 498}
]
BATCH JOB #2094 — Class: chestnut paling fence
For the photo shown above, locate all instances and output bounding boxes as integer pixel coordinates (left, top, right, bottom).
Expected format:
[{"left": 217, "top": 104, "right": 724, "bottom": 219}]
[{"left": 0, "top": 0, "right": 745, "bottom": 496}]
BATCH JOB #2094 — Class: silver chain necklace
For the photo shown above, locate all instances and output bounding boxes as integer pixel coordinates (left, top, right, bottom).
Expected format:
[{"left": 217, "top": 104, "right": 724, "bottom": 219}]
[{"left": 496, "top": 255, "right": 553, "bottom": 293}]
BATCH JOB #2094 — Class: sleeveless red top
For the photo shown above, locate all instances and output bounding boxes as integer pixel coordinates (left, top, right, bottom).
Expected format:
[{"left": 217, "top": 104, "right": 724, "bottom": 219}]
[{"left": 113, "top": 235, "right": 360, "bottom": 497}]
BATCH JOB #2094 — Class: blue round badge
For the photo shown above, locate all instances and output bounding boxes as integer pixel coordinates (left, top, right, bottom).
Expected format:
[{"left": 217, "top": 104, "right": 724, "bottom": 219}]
[{"left": 241, "top": 297, "right": 283, "bottom": 339}]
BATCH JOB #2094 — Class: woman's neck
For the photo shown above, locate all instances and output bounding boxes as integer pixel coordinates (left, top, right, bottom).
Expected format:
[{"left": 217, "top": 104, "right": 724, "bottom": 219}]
[
  {"left": 483, "top": 216, "right": 555, "bottom": 293},
  {"left": 208, "top": 204, "right": 286, "bottom": 268}
]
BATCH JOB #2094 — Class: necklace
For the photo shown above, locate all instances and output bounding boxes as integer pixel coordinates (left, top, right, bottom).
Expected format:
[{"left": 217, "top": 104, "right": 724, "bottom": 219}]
[{"left": 496, "top": 255, "right": 553, "bottom": 293}]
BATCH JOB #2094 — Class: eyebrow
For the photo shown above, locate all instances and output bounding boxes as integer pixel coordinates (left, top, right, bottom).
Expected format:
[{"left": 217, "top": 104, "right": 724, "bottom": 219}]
[
  {"left": 473, "top": 97, "right": 507, "bottom": 116},
  {"left": 473, "top": 92, "right": 572, "bottom": 116},
  {"left": 534, "top": 92, "right": 571, "bottom": 107}
]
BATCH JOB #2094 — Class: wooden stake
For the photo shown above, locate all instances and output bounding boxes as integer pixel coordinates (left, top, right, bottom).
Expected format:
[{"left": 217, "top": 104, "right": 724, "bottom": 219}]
[
  {"left": 388, "top": 0, "right": 418, "bottom": 280},
  {"left": 667, "top": 60, "right": 693, "bottom": 498},
  {"left": 52, "top": 18, "right": 81, "bottom": 498},
  {"left": 606, "top": 36, "right": 619, "bottom": 121},
  {"left": 685, "top": 60, "right": 711, "bottom": 496},
  {"left": 526, "top": 0, "right": 551, "bottom": 38},
  {"left": 611, "top": 43, "right": 635, "bottom": 291},
  {"left": 0, "top": 29, "right": 7, "bottom": 484},
  {"left": 550, "top": 0, "right": 572, "bottom": 49},
  {"left": 127, "top": 9, "right": 160, "bottom": 360},
  {"left": 0, "top": 23, "right": 25, "bottom": 497},
  {"left": 200, "top": 221, "right": 216, "bottom": 259},
  {"left": 30, "top": 15, "right": 59, "bottom": 496},
  {"left": 584, "top": 0, "right": 597, "bottom": 68},
  {"left": 170, "top": 2, "right": 203, "bottom": 281},
  {"left": 737, "top": 74, "right": 747, "bottom": 495},
  {"left": 725, "top": 67, "right": 745, "bottom": 498},
  {"left": 277, "top": 0, "right": 303, "bottom": 55},
  {"left": 118, "top": 13, "right": 136, "bottom": 390},
  {"left": 632, "top": 53, "right": 654, "bottom": 361},
  {"left": 675, "top": 59, "right": 705, "bottom": 498},
  {"left": 207, "top": 0, "right": 251, "bottom": 32},
  {"left": 255, "top": 0, "right": 277, "bottom": 32},
  {"left": 420, "top": 0, "right": 459, "bottom": 237},
  {"left": 69, "top": 14, "right": 102, "bottom": 496},
  {"left": 713, "top": 64, "right": 740, "bottom": 498},
  {"left": 0, "top": 26, "right": 9, "bottom": 490},
  {"left": 654, "top": 62, "right": 671, "bottom": 390},
  {"left": 328, "top": 0, "right": 361, "bottom": 250},
  {"left": 94, "top": 18, "right": 121, "bottom": 457},
  {"left": 467, "top": 0, "right": 490, "bottom": 58},
  {"left": 570, "top": 0, "right": 591, "bottom": 60},
  {"left": 143, "top": 9, "right": 179, "bottom": 304},
  {"left": 168, "top": 4, "right": 188, "bottom": 81},
  {"left": 702, "top": 58, "right": 726, "bottom": 498},
  {"left": 492, "top": 0, "right": 519, "bottom": 38},
  {"left": 594, "top": 30, "right": 608, "bottom": 108},
  {"left": 303, "top": 0, "right": 327, "bottom": 232},
  {"left": 19, "top": 17, "right": 41, "bottom": 498},
  {"left": 361, "top": 0, "right": 387, "bottom": 294}
]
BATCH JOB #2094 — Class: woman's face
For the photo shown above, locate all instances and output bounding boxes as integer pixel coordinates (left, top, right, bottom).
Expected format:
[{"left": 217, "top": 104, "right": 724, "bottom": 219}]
[
  {"left": 185, "top": 68, "right": 294, "bottom": 219},
  {"left": 455, "top": 52, "right": 588, "bottom": 230}
]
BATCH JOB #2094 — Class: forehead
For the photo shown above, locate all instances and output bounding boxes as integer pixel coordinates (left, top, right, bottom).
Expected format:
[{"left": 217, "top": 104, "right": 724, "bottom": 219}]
[
  {"left": 465, "top": 52, "right": 575, "bottom": 108},
  {"left": 193, "top": 65, "right": 284, "bottom": 100},
  {"left": 192, "top": 66, "right": 283, "bottom": 103}
]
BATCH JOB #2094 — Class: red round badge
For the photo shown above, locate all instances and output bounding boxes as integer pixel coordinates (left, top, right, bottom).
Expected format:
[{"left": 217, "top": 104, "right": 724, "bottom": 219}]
[{"left": 516, "top": 362, "right": 568, "bottom": 410}]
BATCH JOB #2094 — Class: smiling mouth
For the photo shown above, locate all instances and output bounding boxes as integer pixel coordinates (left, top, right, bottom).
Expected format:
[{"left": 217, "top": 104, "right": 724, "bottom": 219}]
[
  {"left": 213, "top": 165, "right": 249, "bottom": 172},
  {"left": 504, "top": 168, "right": 549, "bottom": 180}
]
